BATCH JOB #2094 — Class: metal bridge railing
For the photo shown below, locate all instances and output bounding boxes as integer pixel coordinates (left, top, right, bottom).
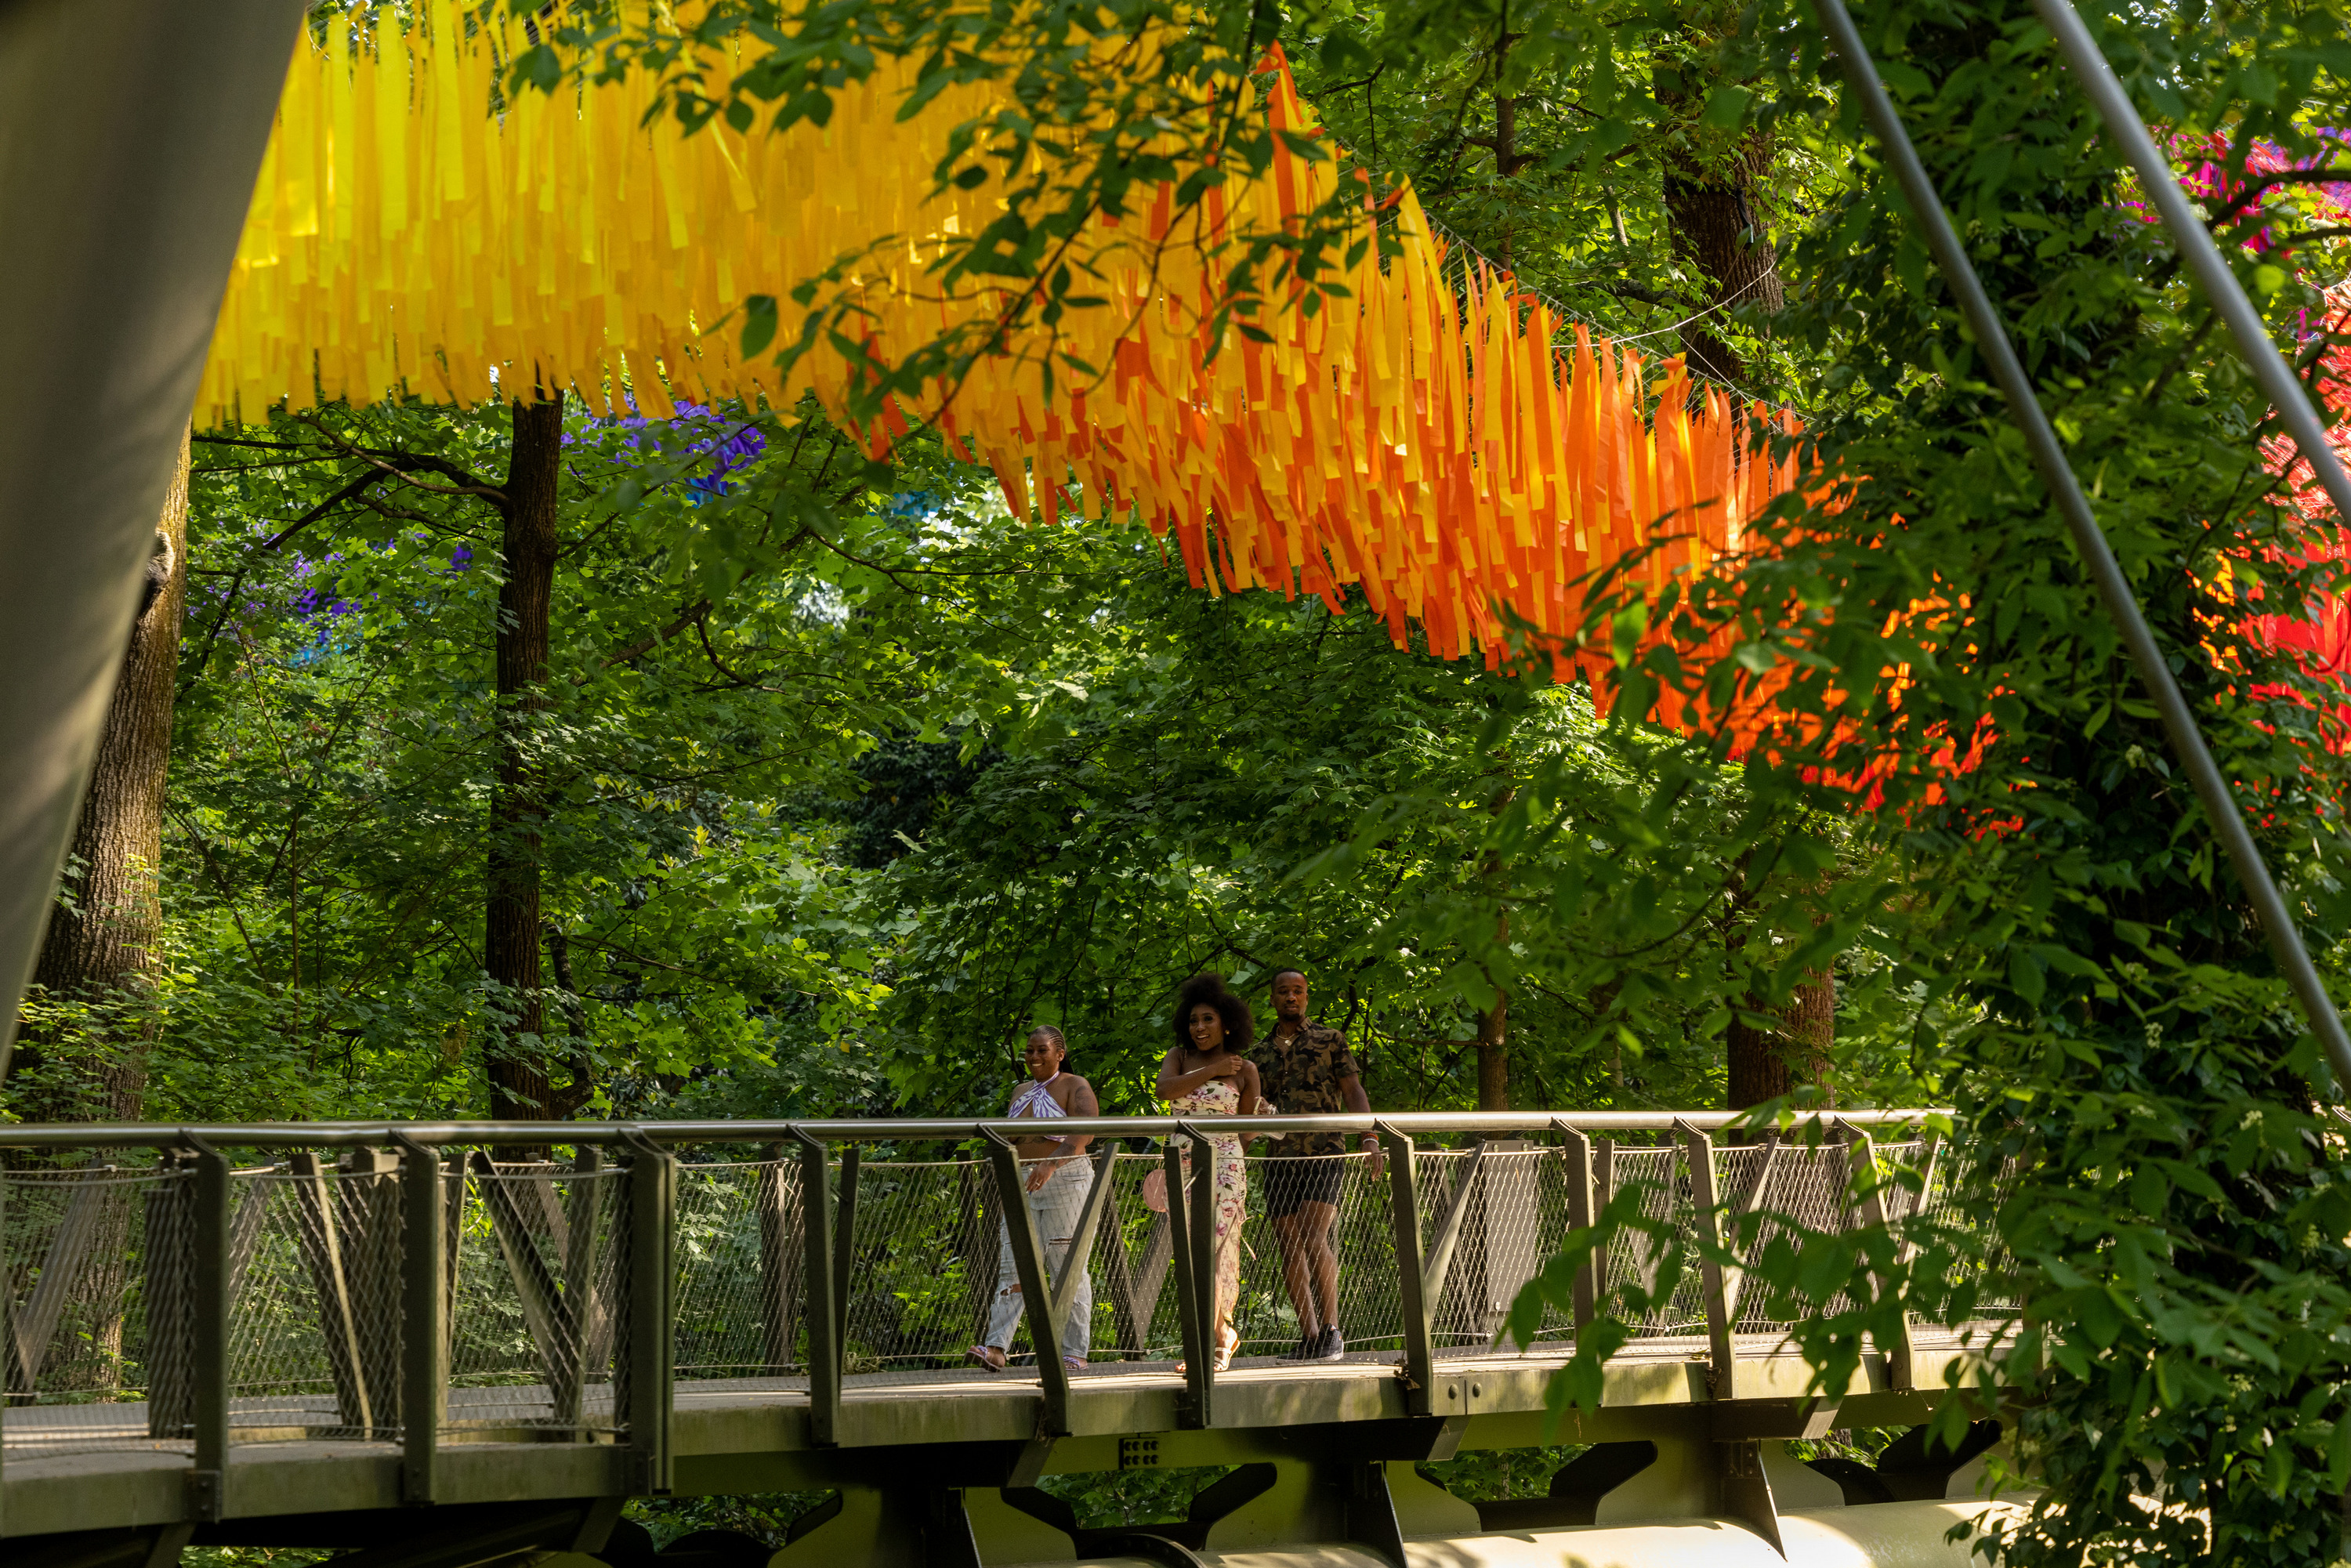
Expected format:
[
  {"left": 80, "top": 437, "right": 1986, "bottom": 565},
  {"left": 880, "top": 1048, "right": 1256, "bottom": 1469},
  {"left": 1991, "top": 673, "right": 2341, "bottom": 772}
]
[{"left": 0, "top": 1110, "right": 1990, "bottom": 1519}]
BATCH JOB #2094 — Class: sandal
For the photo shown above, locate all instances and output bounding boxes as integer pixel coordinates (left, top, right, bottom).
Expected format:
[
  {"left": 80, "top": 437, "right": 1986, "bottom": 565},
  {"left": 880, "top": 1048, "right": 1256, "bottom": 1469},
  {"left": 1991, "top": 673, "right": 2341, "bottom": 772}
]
[
  {"left": 1063, "top": 1355, "right": 1086, "bottom": 1373},
  {"left": 965, "top": 1344, "right": 1008, "bottom": 1373}
]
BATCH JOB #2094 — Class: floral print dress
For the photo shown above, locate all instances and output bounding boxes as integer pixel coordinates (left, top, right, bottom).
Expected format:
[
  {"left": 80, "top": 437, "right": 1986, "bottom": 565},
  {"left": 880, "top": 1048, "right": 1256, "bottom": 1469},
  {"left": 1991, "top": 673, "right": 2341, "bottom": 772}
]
[{"left": 1169, "top": 1074, "right": 1246, "bottom": 1349}]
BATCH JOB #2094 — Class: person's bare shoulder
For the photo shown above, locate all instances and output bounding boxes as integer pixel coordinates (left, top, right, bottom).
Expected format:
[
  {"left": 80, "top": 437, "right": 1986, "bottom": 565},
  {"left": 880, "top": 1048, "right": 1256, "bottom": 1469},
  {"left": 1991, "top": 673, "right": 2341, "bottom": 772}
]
[{"left": 1054, "top": 1074, "right": 1096, "bottom": 1110}]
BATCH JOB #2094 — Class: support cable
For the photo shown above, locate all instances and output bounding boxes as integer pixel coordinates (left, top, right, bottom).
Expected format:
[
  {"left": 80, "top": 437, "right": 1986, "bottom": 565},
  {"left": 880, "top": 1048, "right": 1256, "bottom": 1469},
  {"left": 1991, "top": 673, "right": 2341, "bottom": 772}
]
[
  {"left": 2031, "top": 0, "right": 2351, "bottom": 528},
  {"left": 1805, "top": 0, "right": 2351, "bottom": 1090}
]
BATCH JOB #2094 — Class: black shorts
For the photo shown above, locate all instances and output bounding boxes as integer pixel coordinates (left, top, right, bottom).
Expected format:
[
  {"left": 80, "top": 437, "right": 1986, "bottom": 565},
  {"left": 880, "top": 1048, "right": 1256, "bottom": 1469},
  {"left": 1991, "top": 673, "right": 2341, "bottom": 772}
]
[{"left": 1263, "top": 1155, "right": 1346, "bottom": 1218}]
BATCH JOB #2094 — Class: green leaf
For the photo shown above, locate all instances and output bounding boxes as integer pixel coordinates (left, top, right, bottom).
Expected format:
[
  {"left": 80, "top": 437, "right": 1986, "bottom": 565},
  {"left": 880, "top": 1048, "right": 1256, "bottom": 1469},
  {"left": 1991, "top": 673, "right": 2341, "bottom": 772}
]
[{"left": 740, "top": 295, "right": 779, "bottom": 359}]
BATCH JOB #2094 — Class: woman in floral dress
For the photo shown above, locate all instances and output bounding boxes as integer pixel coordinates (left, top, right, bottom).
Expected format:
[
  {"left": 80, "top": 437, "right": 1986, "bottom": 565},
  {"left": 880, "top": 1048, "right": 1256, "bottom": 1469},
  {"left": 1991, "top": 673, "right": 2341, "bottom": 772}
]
[{"left": 1154, "top": 972, "right": 1261, "bottom": 1371}]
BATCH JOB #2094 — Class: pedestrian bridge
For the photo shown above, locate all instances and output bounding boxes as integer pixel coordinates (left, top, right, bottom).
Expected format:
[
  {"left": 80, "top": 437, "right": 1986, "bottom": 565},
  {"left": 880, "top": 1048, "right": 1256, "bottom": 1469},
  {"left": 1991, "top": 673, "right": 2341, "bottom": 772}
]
[{"left": 1, "top": 1111, "right": 2012, "bottom": 1568}]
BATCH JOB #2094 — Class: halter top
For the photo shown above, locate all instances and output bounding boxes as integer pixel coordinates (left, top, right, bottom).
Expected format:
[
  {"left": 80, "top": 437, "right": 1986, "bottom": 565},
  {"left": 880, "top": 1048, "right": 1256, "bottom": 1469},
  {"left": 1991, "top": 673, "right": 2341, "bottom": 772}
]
[{"left": 1008, "top": 1072, "right": 1070, "bottom": 1140}]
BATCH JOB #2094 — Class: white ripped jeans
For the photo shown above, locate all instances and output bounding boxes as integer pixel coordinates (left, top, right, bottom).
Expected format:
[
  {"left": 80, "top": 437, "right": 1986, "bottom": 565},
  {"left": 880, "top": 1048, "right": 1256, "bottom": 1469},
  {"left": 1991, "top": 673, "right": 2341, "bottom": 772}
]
[{"left": 980, "top": 1155, "right": 1093, "bottom": 1360}]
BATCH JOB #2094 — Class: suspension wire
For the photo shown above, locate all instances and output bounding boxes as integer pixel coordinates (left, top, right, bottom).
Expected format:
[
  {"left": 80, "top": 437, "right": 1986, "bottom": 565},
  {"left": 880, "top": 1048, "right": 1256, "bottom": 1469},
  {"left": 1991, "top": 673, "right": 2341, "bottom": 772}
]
[
  {"left": 1805, "top": 0, "right": 2351, "bottom": 1090},
  {"left": 2029, "top": 0, "right": 2351, "bottom": 529}
]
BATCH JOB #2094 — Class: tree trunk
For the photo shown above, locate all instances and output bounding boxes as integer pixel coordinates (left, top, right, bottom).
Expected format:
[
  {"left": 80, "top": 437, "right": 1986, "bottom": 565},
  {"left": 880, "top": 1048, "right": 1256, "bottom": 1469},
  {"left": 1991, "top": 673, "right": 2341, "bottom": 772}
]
[
  {"left": 1725, "top": 999, "right": 1789, "bottom": 1111},
  {"left": 1661, "top": 129, "right": 1783, "bottom": 386},
  {"left": 484, "top": 395, "right": 563, "bottom": 1121},
  {"left": 1475, "top": 987, "right": 1510, "bottom": 1111},
  {"left": 1726, "top": 969, "right": 1833, "bottom": 1110},
  {"left": 11, "top": 429, "right": 188, "bottom": 1120}
]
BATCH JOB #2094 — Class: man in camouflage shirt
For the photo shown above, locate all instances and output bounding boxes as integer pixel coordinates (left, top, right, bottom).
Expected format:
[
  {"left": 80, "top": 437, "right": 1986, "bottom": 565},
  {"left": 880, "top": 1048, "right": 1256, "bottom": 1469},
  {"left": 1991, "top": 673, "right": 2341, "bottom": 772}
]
[{"left": 1257, "top": 969, "right": 1380, "bottom": 1362}]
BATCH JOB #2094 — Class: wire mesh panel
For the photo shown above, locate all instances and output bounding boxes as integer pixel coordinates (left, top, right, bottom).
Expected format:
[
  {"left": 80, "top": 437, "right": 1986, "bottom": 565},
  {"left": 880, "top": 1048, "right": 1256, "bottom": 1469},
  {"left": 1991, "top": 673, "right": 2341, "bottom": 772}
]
[
  {"left": 1920, "top": 1150, "right": 2025, "bottom": 1320},
  {"left": 839, "top": 1158, "right": 999, "bottom": 1384},
  {"left": 444, "top": 1155, "right": 628, "bottom": 1438},
  {"left": 1598, "top": 1141, "right": 1708, "bottom": 1338},
  {"left": 1, "top": 1157, "right": 188, "bottom": 1459},
  {"left": 1430, "top": 1147, "right": 1571, "bottom": 1356},
  {"left": 1089, "top": 1150, "right": 1184, "bottom": 1364},
  {"left": 1726, "top": 1141, "right": 1860, "bottom": 1334},
  {"left": 672, "top": 1157, "right": 803, "bottom": 1389},
  {"left": 222, "top": 1153, "right": 405, "bottom": 1440},
  {"left": 1228, "top": 1148, "right": 1402, "bottom": 1364}
]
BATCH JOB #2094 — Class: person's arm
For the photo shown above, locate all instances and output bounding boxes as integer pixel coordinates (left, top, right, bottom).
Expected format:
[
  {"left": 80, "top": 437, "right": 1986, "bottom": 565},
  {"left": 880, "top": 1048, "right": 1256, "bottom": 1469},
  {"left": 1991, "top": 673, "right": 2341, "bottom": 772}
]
[
  {"left": 1339, "top": 1060, "right": 1383, "bottom": 1175},
  {"left": 1060, "top": 1075, "right": 1097, "bottom": 1161},
  {"left": 1155, "top": 1048, "right": 1234, "bottom": 1101},
  {"left": 1235, "top": 1060, "right": 1260, "bottom": 1118},
  {"left": 1024, "top": 1076, "right": 1099, "bottom": 1191}
]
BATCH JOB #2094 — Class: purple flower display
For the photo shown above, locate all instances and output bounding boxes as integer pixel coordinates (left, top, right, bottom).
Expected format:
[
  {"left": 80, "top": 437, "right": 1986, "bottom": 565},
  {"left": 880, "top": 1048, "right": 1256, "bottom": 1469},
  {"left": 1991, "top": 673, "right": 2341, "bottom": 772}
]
[{"left": 583, "top": 398, "right": 770, "bottom": 502}]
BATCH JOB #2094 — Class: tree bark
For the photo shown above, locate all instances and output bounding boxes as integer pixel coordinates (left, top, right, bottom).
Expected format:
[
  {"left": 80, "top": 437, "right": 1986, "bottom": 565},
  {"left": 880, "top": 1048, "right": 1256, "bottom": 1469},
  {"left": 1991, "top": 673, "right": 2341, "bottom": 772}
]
[
  {"left": 1475, "top": 986, "right": 1510, "bottom": 1111},
  {"left": 1726, "top": 969, "right": 1833, "bottom": 1110},
  {"left": 11, "top": 429, "right": 189, "bottom": 1119},
  {"left": 484, "top": 395, "right": 564, "bottom": 1121},
  {"left": 1661, "top": 129, "right": 1783, "bottom": 386},
  {"left": 1724, "top": 1000, "right": 1789, "bottom": 1110}
]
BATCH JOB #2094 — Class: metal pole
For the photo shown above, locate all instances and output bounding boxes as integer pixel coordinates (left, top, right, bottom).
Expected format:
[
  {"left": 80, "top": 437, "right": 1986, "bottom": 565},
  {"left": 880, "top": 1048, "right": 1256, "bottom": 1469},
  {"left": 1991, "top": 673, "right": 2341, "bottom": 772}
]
[
  {"left": 624, "top": 1140, "right": 674, "bottom": 1494},
  {"left": 789, "top": 1129, "right": 839, "bottom": 1447},
  {"left": 2031, "top": 0, "right": 2351, "bottom": 534},
  {"left": 1161, "top": 1137, "right": 1206, "bottom": 1427},
  {"left": 396, "top": 1136, "right": 445, "bottom": 1504},
  {"left": 1678, "top": 1124, "right": 1737, "bottom": 1400},
  {"left": 0, "top": 1108, "right": 1946, "bottom": 1150},
  {"left": 1379, "top": 1126, "right": 1434, "bottom": 1416},
  {"left": 189, "top": 1143, "right": 231, "bottom": 1522},
  {"left": 1185, "top": 1126, "right": 1220, "bottom": 1425},
  {"left": 1808, "top": 0, "right": 2351, "bottom": 1091}
]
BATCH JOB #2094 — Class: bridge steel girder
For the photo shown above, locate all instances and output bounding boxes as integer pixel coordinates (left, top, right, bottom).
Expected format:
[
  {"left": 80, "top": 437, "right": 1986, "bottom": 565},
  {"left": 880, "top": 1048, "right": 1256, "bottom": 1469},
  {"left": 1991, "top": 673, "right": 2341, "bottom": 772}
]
[{"left": 0, "top": 0, "right": 309, "bottom": 1069}]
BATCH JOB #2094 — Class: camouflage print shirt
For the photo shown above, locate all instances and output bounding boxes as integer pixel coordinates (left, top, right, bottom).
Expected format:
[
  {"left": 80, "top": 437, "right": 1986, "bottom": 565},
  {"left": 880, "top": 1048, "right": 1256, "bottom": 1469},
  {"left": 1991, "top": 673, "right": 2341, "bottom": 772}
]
[{"left": 1255, "top": 1020, "right": 1363, "bottom": 1157}]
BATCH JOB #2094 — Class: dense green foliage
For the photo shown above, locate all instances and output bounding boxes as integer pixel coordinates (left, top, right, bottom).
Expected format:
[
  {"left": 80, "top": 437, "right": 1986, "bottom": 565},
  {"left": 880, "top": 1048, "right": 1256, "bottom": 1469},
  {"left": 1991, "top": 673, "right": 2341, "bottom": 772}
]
[
  {"left": 20, "top": 0, "right": 2351, "bottom": 1555},
  {"left": 15, "top": 385, "right": 1893, "bottom": 1126}
]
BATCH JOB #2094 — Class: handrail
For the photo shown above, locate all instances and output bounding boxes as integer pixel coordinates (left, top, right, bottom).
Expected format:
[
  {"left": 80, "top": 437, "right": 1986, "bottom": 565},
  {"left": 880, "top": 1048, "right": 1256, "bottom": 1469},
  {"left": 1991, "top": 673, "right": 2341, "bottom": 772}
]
[{"left": 0, "top": 1108, "right": 1949, "bottom": 1149}]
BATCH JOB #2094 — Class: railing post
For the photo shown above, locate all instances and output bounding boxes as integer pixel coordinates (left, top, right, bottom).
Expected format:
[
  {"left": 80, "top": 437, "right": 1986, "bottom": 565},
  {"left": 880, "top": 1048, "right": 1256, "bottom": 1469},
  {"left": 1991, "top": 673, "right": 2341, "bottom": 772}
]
[
  {"left": 1186, "top": 1126, "right": 1219, "bottom": 1421},
  {"left": 1676, "top": 1121, "right": 1736, "bottom": 1400},
  {"left": 832, "top": 1143, "right": 858, "bottom": 1360},
  {"left": 1837, "top": 1118, "right": 1911, "bottom": 1389},
  {"left": 188, "top": 1137, "right": 231, "bottom": 1523},
  {"left": 1884, "top": 1131, "right": 1940, "bottom": 1391},
  {"left": 1379, "top": 1125, "right": 1433, "bottom": 1416},
  {"left": 1552, "top": 1121, "right": 1596, "bottom": 1332},
  {"left": 1592, "top": 1137, "right": 1616, "bottom": 1305},
  {"left": 623, "top": 1137, "right": 674, "bottom": 1494},
  {"left": 983, "top": 1129, "right": 1070, "bottom": 1437},
  {"left": 1161, "top": 1135, "right": 1206, "bottom": 1428},
  {"left": 790, "top": 1128, "right": 840, "bottom": 1447},
  {"left": 395, "top": 1135, "right": 444, "bottom": 1504}
]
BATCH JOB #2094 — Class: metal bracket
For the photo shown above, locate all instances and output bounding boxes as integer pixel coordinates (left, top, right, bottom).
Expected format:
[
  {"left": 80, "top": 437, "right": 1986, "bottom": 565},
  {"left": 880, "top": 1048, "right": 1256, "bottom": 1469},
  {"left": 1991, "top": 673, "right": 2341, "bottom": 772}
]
[
  {"left": 788, "top": 1128, "right": 841, "bottom": 1447},
  {"left": 1677, "top": 1121, "right": 1737, "bottom": 1400},
  {"left": 187, "top": 1137, "right": 230, "bottom": 1523},
  {"left": 1046, "top": 1140, "right": 1118, "bottom": 1353},
  {"left": 392, "top": 1135, "right": 445, "bottom": 1504},
  {"left": 1551, "top": 1119, "right": 1597, "bottom": 1331},
  {"left": 1161, "top": 1135, "right": 1204, "bottom": 1427},
  {"left": 620, "top": 1130, "right": 675, "bottom": 1494},
  {"left": 1336, "top": 1459, "right": 1407, "bottom": 1568},
  {"left": 1717, "top": 1438, "right": 1786, "bottom": 1556},
  {"left": 982, "top": 1126, "right": 1071, "bottom": 1436},
  {"left": 1377, "top": 1124, "right": 1432, "bottom": 1414},
  {"left": 1418, "top": 1141, "right": 1487, "bottom": 1325}
]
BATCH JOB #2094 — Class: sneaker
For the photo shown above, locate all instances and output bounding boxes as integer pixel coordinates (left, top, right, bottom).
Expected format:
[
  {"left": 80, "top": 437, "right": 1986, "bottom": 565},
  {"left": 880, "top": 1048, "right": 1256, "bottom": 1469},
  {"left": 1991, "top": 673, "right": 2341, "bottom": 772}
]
[{"left": 1314, "top": 1327, "right": 1346, "bottom": 1362}]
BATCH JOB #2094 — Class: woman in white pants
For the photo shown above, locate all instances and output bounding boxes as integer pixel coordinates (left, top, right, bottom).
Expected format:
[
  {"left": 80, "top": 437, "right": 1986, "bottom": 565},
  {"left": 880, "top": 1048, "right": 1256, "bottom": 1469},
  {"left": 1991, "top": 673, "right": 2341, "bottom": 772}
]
[{"left": 967, "top": 1027, "right": 1099, "bottom": 1373}]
